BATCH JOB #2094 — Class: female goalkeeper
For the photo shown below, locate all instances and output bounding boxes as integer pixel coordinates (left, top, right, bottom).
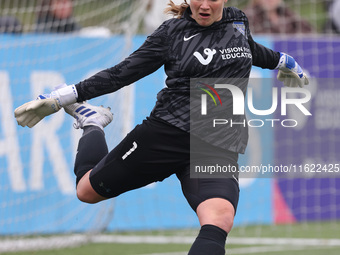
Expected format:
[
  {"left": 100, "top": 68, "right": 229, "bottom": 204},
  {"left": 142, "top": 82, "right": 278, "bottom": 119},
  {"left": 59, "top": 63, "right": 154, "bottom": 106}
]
[{"left": 15, "top": 0, "right": 308, "bottom": 254}]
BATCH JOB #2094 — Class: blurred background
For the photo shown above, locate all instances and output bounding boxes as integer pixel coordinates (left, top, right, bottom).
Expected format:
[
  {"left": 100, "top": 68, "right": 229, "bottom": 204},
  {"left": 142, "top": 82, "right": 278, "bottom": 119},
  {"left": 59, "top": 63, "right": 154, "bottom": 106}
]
[
  {"left": 0, "top": 0, "right": 339, "bottom": 255},
  {"left": 0, "top": 0, "right": 337, "bottom": 34}
]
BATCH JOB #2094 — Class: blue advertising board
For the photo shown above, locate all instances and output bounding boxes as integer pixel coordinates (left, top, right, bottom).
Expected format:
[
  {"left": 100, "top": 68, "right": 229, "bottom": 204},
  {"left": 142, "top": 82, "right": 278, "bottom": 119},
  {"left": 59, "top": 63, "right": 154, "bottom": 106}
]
[
  {"left": 273, "top": 39, "right": 340, "bottom": 222},
  {"left": 0, "top": 35, "right": 130, "bottom": 234}
]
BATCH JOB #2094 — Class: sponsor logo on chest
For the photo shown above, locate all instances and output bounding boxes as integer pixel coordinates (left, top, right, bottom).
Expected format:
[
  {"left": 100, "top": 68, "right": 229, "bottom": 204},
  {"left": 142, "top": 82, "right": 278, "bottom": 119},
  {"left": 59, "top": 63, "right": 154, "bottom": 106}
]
[{"left": 193, "top": 46, "right": 252, "bottom": 65}]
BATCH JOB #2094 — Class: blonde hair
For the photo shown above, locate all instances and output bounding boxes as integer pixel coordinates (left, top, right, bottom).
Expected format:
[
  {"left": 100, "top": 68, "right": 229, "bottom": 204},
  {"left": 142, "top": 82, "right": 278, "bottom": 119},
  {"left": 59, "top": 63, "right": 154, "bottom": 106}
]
[{"left": 164, "top": 0, "right": 189, "bottom": 18}]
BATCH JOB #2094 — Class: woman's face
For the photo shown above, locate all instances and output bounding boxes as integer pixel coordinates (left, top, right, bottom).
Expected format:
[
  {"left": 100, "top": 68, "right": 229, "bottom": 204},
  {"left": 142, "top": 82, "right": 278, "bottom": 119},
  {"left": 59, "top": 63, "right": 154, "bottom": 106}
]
[
  {"left": 51, "top": 0, "right": 73, "bottom": 19},
  {"left": 190, "top": 0, "right": 228, "bottom": 27}
]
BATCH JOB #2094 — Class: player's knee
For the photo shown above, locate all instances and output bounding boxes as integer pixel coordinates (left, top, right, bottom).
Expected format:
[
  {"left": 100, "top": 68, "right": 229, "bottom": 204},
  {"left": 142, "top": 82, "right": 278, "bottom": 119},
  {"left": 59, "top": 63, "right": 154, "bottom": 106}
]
[
  {"left": 218, "top": 212, "right": 234, "bottom": 233},
  {"left": 76, "top": 185, "right": 102, "bottom": 204},
  {"left": 75, "top": 170, "right": 104, "bottom": 204},
  {"left": 206, "top": 209, "right": 234, "bottom": 233},
  {"left": 197, "top": 198, "right": 235, "bottom": 233}
]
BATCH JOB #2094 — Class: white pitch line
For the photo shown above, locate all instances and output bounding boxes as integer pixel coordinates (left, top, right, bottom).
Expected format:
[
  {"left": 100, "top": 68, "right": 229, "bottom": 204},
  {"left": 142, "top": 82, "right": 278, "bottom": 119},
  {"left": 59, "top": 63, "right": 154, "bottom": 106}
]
[
  {"left": 0, "top": 234, "right": 88, "bottom": 253},
  {"left": 138, "top": 245, "right": 331, "bottom": 255},
  {"left": 1, "top": 235, "right": 340, "bottom": 253},
  {"left": 139, "top": 244, "right": 334, "bottom": 255},
  {"left": 92, "top": 235, "right": 340, "bottom": 247},
  {"left": 228, "top": 245, "right": 314, "bottom": 254},
  {"left": 228, "top": 237, "right": 340, "bottom": 247},
  {"left": 92, "top": 235, "right": 195, "bottom": 244}
]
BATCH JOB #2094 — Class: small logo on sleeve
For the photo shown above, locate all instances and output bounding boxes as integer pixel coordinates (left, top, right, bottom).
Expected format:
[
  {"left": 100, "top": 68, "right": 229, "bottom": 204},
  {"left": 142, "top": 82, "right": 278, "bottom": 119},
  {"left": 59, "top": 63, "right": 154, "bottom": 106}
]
[{"left": 233, "top": 21, "right": 246, "bottom": 36}]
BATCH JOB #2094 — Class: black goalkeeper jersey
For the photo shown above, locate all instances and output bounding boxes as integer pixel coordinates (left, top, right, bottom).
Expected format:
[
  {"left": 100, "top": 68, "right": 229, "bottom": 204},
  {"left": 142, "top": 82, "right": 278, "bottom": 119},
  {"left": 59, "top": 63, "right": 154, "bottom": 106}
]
[{"left": 75, "top": 7, "right": 280, "bottom": 153}]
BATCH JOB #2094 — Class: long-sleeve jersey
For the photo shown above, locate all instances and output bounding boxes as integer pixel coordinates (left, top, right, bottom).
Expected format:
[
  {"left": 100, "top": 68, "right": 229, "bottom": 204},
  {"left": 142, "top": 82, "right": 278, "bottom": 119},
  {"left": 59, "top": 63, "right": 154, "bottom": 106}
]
[{"left": 75, "top": 7, "right": 280, "bottom": 154}]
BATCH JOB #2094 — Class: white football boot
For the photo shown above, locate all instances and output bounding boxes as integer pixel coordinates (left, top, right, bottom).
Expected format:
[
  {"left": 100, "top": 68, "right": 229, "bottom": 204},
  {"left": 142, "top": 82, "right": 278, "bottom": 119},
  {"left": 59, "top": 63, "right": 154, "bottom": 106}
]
[{"left": 64, "top": 102, "right": 113, "bottom": 130}]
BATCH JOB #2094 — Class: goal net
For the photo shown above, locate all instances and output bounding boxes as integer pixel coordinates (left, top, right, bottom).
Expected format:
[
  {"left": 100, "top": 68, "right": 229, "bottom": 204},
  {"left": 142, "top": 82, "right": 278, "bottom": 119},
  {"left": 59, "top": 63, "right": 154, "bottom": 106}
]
[
  {"left": 228, "top": 0, "right": 340, "bottom": 250},
  {"left": 0, "top": 0, "right": 340, "bottom": 254},
  {"left": 0, "top": 0, "right": 149, "bottom": 252}
]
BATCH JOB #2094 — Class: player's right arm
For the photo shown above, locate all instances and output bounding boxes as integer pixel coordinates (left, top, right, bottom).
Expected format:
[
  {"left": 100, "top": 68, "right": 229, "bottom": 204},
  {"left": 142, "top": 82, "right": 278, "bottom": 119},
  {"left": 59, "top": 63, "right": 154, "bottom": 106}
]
[
  {"left": 14, "top": 84, "right": 78, "bottom": 128},
  {"left": 14, "top": 22, "right": 169, "bottom": 128},
  {"left": 75, "top": 22, "right": 169, "bottom": 102}
]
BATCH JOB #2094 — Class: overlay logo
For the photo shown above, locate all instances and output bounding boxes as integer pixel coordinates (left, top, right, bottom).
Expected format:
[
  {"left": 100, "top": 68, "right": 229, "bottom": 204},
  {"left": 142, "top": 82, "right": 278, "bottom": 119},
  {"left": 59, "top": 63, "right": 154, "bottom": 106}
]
[
  {"left": 199, "top": 83, "right": 222, "bottom": 115},
  {"left": 197, "top": 83, "right": 312, "bottom": 128}
]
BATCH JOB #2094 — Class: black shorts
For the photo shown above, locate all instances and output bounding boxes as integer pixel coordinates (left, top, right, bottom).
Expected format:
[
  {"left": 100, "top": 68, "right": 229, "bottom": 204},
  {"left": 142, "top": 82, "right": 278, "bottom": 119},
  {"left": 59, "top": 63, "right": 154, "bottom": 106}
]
[{"left": 89, "top": 116, "right": 240, "bottom": 212}]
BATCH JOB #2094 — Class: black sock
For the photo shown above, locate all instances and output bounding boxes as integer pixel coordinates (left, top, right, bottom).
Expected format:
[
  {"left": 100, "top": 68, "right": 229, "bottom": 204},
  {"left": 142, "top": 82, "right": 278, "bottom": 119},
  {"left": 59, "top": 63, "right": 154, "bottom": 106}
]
[
  {"left": 74, "top": 126, "right": 108, "bottom": 185},
  {"left": 188, "top": 224, "right": 227, "bottom": 255}
]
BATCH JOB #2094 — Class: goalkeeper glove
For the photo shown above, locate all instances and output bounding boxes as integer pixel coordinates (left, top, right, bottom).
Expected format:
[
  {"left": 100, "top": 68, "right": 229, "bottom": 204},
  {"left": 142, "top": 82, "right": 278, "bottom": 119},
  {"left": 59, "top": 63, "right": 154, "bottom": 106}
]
[
  {"left": 14, "top": 84, "right": 78, "bottom": 128},
  {"left": 276, "top": 52, "right": 309, "bottom": 88}
]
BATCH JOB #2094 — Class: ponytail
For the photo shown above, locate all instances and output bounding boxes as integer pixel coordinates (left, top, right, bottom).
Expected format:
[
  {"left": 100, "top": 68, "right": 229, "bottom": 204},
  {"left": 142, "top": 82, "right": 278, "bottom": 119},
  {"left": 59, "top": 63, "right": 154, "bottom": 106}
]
[{"left": 164, "top": 0, "right": 189, "bottom": 18}]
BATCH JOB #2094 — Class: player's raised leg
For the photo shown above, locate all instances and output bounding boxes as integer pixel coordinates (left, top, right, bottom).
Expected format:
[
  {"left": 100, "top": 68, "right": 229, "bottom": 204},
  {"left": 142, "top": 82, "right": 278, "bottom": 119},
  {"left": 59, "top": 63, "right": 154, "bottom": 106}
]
[{"left": 64, "top": 102, "right": 113, "bottom": 203}]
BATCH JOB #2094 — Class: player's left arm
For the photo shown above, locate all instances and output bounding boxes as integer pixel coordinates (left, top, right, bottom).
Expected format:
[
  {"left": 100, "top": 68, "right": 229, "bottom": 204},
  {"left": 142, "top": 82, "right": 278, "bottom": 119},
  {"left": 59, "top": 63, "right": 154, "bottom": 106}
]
[
  {"left": 248, "top": 34, "right": 309, "bottom": 88},
  {"left": 275, "top": 52, "right": 309, "bottom": 88},
  {"left": 248, "top": 33, "right": 280, "bottom": 69}
]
